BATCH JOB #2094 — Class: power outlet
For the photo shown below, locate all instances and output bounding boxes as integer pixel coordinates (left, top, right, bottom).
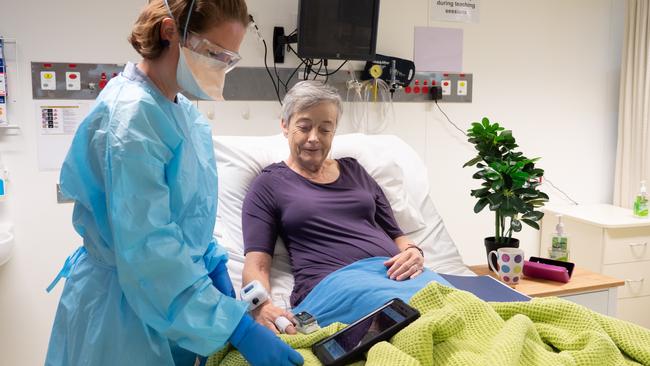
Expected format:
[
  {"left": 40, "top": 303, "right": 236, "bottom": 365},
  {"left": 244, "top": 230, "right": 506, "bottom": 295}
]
[{"left": 430, "top": 86, "right": 442, "bottom": 101}]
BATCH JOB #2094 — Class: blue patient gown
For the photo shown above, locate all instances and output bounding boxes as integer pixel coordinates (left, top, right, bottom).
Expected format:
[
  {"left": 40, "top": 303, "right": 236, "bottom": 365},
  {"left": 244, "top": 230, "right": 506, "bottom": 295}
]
[{"left": 45, "top": 63, "right": 248, "bottom": 366}]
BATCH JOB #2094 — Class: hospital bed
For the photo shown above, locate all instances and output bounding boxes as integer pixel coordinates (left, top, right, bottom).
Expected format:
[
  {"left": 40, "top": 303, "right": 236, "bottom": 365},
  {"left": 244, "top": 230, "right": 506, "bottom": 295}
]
[
  {"left": 209, "top": 133, "right": 650, "bottom": 366},
  {"left": 212, "top": 133, "right": 474, "bottom": 309}
]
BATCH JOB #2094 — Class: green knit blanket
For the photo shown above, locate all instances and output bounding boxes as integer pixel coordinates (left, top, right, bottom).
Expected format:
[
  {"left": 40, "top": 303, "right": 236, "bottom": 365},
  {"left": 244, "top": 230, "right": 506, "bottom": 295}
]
[{"left": 207, "top": 283, "right": 650, "bottom": 366}]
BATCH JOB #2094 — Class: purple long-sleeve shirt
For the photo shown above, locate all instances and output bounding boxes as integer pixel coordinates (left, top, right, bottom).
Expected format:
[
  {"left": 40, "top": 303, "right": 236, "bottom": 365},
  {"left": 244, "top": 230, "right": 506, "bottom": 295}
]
[{"left": 242, "top": 157, "right": 403, "bottom": 306}]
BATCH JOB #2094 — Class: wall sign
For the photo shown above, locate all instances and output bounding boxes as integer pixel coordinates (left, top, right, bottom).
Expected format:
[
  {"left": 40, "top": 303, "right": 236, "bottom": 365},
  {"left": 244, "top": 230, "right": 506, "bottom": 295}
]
[{"left": 430, "top": 0, "right": 480, "bottom": 23}]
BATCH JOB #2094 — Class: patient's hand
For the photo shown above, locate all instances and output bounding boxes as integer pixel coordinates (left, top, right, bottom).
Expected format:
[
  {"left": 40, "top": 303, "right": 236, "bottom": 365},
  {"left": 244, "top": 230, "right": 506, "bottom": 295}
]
[
  {"left": 252, "top": 302, "right": 298, "bottom": 335},
  {"left": 384, "top": 249, "right": 424, "bottom": 281}
]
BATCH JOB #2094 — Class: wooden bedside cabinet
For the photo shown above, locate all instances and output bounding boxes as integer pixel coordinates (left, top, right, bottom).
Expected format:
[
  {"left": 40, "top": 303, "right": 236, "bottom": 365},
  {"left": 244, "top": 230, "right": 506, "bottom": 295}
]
[
  {"left": 470, "top": 265, "right": 623, "bottom": 317},
  {"left": 540, "top": 204, "right": 650, "bottom": 328}
]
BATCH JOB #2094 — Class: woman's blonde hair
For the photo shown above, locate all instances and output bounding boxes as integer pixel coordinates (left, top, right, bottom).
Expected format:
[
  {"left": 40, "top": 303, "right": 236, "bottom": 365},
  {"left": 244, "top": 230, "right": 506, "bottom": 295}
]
[{"left": 129, "top": 0, "right": 249, "bottom": 60}]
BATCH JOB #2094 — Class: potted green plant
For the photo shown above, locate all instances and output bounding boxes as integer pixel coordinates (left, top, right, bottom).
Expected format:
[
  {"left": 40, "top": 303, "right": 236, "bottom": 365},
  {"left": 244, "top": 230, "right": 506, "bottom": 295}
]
[{"left": 463, "top": 117, "right": 549, "bottom": 270}]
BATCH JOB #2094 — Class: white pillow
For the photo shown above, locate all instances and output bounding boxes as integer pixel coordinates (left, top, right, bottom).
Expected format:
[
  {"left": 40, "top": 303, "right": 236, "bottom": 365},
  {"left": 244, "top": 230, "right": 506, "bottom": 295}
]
[{"left": 213, "top": 133, "right": 469, "bottom": 309}]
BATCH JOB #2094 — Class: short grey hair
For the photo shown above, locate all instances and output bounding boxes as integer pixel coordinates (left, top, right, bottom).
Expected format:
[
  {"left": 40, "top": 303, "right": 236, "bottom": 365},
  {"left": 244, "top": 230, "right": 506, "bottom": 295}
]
[{"left": 281, "top": 80, "right": 343, "bottom": 124}]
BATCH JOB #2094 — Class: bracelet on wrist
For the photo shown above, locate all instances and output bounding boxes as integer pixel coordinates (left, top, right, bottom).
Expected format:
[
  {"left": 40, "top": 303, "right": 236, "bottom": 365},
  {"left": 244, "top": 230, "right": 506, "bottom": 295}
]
[{"left": 404, "top": 244, "right": 424, "bottom": 258}]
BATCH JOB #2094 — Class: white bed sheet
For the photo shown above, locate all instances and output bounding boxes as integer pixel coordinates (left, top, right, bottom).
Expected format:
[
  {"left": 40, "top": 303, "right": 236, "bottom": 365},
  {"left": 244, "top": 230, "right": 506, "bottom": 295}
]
[{"left": 212, "top": 133, "right": 472, "bottom": 309}]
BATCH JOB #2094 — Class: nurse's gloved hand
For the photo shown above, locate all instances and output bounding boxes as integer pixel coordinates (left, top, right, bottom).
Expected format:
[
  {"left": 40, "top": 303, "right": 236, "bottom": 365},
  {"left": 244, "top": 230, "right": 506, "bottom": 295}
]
[
  {"left": 229, "top": 314, "right": 304, "bottom": 366},
  {"left": 209, "top": 261, "right": 236, "bottom": 298}
]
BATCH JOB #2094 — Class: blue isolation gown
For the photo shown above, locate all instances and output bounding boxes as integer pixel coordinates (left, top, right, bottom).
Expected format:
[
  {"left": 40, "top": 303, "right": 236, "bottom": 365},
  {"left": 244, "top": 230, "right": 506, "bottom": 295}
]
[{"left": 45, "top": 63, "right": 248, "bottom": 366}]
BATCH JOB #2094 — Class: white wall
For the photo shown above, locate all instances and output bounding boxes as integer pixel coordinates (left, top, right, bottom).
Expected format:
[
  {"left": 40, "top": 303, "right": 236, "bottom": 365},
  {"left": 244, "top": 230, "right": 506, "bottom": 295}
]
[{"left": 0, "top": 0, "right": 623, "bottom": 364}]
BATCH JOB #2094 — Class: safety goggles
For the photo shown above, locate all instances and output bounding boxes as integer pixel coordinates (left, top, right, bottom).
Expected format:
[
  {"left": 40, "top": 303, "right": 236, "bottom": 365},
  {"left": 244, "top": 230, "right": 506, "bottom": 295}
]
[{"left": 185, "top": 32, "right": 241, "bottom": 73}]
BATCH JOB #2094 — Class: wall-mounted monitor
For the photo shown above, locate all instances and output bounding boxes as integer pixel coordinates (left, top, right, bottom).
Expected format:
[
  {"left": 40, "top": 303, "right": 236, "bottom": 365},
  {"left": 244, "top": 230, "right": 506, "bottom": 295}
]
[{"left": 297, "top": 0, "right": 380, "bottom": 61}]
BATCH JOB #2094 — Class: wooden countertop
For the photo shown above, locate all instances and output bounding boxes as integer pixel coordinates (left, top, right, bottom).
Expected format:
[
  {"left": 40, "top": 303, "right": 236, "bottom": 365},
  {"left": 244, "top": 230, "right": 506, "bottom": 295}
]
[{"left": 469, "top": 265, "right": 625, "bottom": 297}]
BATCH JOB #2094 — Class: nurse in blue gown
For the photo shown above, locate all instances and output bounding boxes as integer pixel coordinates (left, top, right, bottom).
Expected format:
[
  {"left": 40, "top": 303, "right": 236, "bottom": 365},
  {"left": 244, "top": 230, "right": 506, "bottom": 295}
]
[{"left": 44, "top": 1, "right": 303, "bottom": 365}]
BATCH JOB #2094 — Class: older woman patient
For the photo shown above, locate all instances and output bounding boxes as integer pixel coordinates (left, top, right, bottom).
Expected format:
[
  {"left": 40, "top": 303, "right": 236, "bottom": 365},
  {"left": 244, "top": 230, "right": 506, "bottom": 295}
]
[{"left": 242, "top": 81, "right": 424, "bottom": 334}]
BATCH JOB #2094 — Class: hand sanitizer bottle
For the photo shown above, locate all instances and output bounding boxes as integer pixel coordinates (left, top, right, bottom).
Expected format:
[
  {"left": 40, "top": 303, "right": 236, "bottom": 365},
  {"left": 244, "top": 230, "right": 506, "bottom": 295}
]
[
  {"left": 633, "top": 181, "right": 648, "bottom": 217},
  {"left": 549, "top": 215, "right": 569, "bottom": 261}
]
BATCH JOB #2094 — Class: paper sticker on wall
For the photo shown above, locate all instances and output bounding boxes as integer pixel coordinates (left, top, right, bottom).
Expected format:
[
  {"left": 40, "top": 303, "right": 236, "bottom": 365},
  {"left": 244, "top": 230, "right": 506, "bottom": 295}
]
[
  {"left": 38, "top": 104, "right": 85, "bottom": 135},
  {"left": 430, "top": 0, "right": 480, "bottom": 23},
  {"left": 414, "top": 27, "right": 463, "bottom": 72},
  {"left": 35, "top": 101, "right": 90, "bottom": 171}
]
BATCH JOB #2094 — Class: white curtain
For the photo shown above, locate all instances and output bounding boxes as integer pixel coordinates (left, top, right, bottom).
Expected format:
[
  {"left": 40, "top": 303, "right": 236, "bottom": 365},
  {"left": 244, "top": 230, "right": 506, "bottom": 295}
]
[{"left": 615, "top": 0, "right": 650, "bottom": 207}]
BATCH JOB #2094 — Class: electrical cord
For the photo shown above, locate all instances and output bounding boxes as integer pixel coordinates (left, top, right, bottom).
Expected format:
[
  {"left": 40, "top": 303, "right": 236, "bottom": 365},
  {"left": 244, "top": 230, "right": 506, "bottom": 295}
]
[
  {"left": 287, "top": 44, "right": 348, "bottom": 78},
  {"left": 249, "top": 15, "right": 282, "bottom": 104},
  {"left": 543, "top": 178, "right": 580, "bottom": 205},
  {"left": 324, "top": 60, "right": 329, "bottom": 84},
  {"left": 282, "top": 59, "right": 305, "bottom": 92},
  {"left": 434, "top": 100, "right": 466, "bottom": 136},
  {"left": 433, "top": 100, "right": 580, "bottom": 205},
  {"left": 262, "top": 39, "right": 282, "bottom": 104},
  {"left": 312, "top": 59, "right": 323, "bottom": 80},
  {"left": 309, "top": 60, "right": 349, "bottom": 77}
]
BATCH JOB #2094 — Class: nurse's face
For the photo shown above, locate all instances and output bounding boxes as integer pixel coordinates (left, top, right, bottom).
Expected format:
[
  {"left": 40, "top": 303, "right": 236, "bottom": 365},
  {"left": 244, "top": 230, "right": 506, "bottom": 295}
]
[{"left": 282, "top": 102, "right": 338, "bottom": 172}]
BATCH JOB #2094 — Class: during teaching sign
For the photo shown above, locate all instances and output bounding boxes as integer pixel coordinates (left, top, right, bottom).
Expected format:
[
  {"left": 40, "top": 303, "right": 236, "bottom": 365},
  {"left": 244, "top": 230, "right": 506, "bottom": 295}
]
[{"left": 430, "top": 0, "right": 480, "bottom": 23}]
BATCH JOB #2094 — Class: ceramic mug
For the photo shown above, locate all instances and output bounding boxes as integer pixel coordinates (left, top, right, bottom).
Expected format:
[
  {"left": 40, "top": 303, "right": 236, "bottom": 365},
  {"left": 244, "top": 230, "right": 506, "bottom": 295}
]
[{"left": 488, "top": 247, "right": 525, "bottom": 286}]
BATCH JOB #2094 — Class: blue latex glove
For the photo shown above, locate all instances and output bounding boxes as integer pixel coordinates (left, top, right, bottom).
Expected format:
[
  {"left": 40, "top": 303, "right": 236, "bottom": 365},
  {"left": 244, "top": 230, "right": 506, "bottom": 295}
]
[
  {"left": 209, "top": 261, "right": 236, "bottom": 298},
  {"left": 229, "top": 314, "right": 304, "bottom": 366}
]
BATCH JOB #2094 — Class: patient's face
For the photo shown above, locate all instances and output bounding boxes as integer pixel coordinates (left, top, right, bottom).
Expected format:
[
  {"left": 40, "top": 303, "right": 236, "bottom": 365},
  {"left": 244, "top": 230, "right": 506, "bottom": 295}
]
[{"left": 282, "top": 102, "right": 338, "bottom": 172}]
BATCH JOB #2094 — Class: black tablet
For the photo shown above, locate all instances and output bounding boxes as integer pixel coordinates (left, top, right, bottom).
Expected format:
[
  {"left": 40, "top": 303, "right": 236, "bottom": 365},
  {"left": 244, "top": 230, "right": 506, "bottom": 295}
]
[{"left": 312, "top": 298, "right": 420, "bottom": 366}]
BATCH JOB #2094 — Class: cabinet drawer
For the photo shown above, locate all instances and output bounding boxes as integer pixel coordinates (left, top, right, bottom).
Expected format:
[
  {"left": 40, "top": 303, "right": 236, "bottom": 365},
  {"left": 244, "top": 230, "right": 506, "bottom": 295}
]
[
  {"left": 602, "top": 261, "right": 650, "bottom": 299},
  {"left": 603, "top": 227, "right": 650, "bottom": 264},
  {"left": 560, "top": 290, "right": 610, "bottom": 316},
  {"left": 617, "top": 296, "right": 650, "bottom": 329}
]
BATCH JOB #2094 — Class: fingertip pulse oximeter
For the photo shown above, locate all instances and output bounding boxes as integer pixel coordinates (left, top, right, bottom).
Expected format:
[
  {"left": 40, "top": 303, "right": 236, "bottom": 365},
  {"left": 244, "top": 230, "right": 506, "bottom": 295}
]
[{"left": 294, "top": 311, "right": 320, "bottom": 334}]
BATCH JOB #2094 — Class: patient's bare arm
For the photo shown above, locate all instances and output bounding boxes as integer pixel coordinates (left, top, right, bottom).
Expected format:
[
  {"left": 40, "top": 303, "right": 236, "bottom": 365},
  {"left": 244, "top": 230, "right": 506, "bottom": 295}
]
[
  {"left": 243, "top": 251, "right": 297, "bottom": 334},
  {"left": 384, "top": 235, "right": 425, "bottom": 281}
]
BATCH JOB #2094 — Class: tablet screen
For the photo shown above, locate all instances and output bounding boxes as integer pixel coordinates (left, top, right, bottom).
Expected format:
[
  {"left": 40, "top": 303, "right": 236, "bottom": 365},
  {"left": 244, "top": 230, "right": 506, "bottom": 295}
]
[{"left": 320, "top": 306, "right": 405, "bottom": 360}]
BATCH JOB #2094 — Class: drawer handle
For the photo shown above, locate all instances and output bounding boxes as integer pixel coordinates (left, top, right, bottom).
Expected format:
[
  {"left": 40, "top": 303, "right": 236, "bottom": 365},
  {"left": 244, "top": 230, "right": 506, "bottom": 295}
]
[
  {"left": 628, "top": 242, "right": 648, "bottom": 248},
  {"left": 625, "top": 278, "right": 645, "bottom": 284}
]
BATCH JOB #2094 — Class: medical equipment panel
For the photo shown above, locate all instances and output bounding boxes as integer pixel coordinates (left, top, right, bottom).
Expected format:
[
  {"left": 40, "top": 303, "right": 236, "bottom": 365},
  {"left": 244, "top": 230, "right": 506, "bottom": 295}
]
[
  {"left": 220, "top": 67, "right": 472, "bottom": 102},
  {"left": 29, "top": 62, "right": 472, "bottom": 103},
  {"left": 31, "top": 62, "right": 124, "bottom": 100}
]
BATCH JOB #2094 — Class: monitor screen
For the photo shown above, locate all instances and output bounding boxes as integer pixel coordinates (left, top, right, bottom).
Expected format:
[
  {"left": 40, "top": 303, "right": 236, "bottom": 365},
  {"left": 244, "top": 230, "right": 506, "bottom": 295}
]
[{"left": 297, "top": 0, "right": 380, "bottom": 61}]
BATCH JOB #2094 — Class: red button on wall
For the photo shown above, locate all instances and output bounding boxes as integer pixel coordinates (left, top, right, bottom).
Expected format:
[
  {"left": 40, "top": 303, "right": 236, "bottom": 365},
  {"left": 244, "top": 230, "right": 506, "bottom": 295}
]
[
  {"left": 443, "top": 81, "right": 449, "bottom": 86},
  {"left": 413, "top": 86, "right": 421, "bottom": 94},
  {"left": 423, "top": 86, "right": 429, "bottom": 94},
  {"left": 69, "top": 74, "right": 78, "bottom": 79},
  {"left": 405, "top": 86, "right": 412, "bottom": 94}
]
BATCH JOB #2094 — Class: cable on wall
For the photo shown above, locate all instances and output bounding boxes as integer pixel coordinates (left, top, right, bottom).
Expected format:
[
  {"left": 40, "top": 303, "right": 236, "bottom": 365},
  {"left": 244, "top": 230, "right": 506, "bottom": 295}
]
[{"left": 433, "top": 100, "right": 580, "bottom": 205}]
